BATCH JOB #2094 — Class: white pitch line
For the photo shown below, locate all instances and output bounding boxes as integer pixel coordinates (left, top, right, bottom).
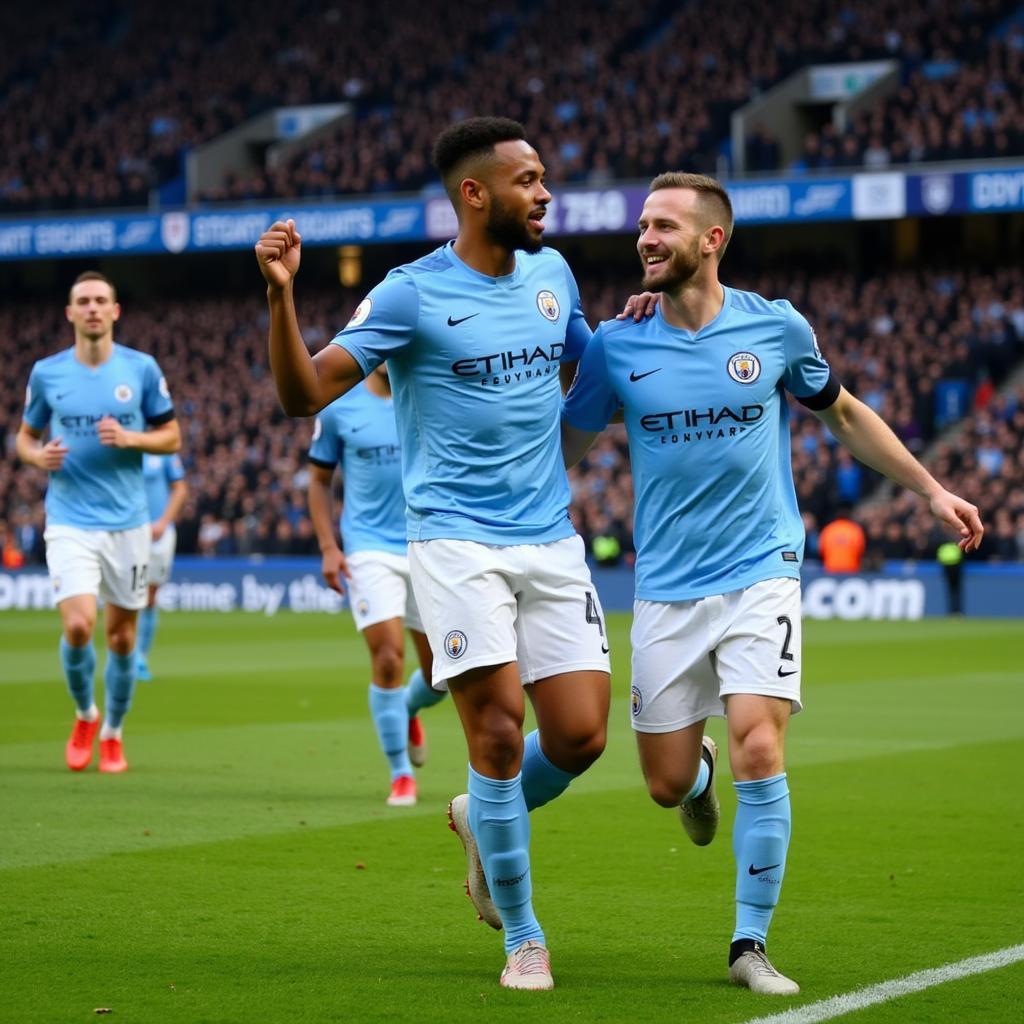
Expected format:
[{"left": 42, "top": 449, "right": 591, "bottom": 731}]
[{"left": 738, "top": 944, "right": 1024, "bottom": 1024}]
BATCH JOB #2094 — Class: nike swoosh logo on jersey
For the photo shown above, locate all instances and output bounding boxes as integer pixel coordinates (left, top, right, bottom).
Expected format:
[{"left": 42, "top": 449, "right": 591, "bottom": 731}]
[
  {"left": 629, "top": 368, "right": 661, "bottom": 382},
  {"left": 777, "top": 667, "right": 798, "bottom": 677},
  {"left": 748, "top": 863, "right": 780, "bottom": 876},
  {"left": 601, "top": 643, "right": 609, "bottom": 654},
  {"left": 350, "top": 423, "right": 369, "bottom": 433},
  {"left": 447, "top": 313, "right": 480, "bottom": 327},
  {"left": 55, "top": 392, "right": 72, "bottom": 401}
]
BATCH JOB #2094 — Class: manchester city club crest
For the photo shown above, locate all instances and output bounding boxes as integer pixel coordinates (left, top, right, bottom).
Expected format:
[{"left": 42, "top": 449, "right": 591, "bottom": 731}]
[
  {"left": 444, "top": 629, "right": 468, "bottom": 659},
  {"left": 114, "top": 384, "right": 134, "bottom": 402},
  {"left": 348, "top": 297, "right": 372, "bottom": 327},
  {"left": 631, "top": 685, "right": 643, "bottom": 717},
  {"left": 536, "top": 290, "right": 560, "bottom": 322},
  {"left": 356, "top": 599, "right": 369, "bottom": 617},
  {"left": 727, "top": 352, "right": 761, "bottom": 384}
]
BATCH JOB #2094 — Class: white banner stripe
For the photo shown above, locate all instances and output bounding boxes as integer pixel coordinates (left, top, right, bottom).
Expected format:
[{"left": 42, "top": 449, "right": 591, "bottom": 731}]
[{"left": 739, "top": 945, "right": 1024, "bottom": 1024}]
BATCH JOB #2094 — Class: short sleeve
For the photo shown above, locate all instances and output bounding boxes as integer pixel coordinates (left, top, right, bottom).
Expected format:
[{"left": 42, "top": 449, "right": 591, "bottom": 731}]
[
  {"left": 781, "top": 302, "right": 835, "bottom": 406},
  {"left": 308, "top": 408, "right": 341, "bottom": 467},
  {"left": 166, "top": 454, "right": 186, "bottom": 483},
  {"left": 22, "top": 364, "right": 50, "bottom": 432},
  {"left": 142, "top": 356, "right": 175, "bottom": 424},
  {"left": 560, "top": 258, "right": 593, "bottom": 362},
  {"left": 331, "top": 271, "right": 419, "bottom": 376},
  {"left": 561, "top": 328, "right": 617, "bottom": 431}
]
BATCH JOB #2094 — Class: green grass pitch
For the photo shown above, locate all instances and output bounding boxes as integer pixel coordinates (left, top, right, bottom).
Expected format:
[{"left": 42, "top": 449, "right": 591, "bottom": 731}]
[{"left": 2, "top": 610, "right": 1023, "bottom": 1023}]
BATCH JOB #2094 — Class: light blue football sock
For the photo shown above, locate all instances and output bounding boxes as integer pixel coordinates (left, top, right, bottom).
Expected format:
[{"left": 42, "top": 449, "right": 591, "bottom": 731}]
[
  {"left": 404, "top": 668, "right": 445, "bottom": 717},
  {"left": 521, "top": 729, "right": 577, "bottom": 811},
  {"left": 683, "top": 757, "right": 711, "bottom": 803},
  {"left": 103, "top": 649, "right": 137, "bottom": 730},
  {"left": 732, "top": 773, "right": 791, "bottom": 944},
  {"left": 368, "top": 684, "right": 413, "bottom": 780},
  {"left": 137, "top": 606, "right": 158, "bottom": 658},
  {"left": 468, "top": 766, "right": 544, "bottom": 953},
  {"left": 60, "top": 637, "right": 96, "bottom": 713}
]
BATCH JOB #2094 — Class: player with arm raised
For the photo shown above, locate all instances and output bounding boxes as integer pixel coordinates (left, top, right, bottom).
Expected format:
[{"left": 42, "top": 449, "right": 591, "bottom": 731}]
[
  {"left": 562, "top": 173, "right": 983, "bottom": 996},
  {"left": 257, "top": 117, "right": 611, "bottom": 991},
  {"left": 307, "top": 363, "right": 445, "bottom": 808},
  {"left": 16, "top": 271, "right": 181, "bottom": 773},
  {"left": 136, "top": 453, "right": 187, "bottom": 681}
]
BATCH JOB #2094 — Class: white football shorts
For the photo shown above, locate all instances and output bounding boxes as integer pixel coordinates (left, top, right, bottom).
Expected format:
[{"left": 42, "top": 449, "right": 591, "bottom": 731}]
[
  {"left": 44, "top": 523, "right": 152, "bottom": 611},
  {"left": 630, "top": 577, "right": 803, "bottom": 734},
  {"left": 148, "top": 524, "right": 177, "bottom": 586},
  {"left": 345, "top": 549, "right": 423, "bottom": 634},
  {"left": 408, "top": 534, "right": 611, "bottom": 690}
]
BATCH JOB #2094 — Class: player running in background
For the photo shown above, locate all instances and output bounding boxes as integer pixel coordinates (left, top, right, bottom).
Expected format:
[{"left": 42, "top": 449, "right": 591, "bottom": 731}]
[
  {"left": 307, "top": 363, "right": 445, "bottom": 808},
  {"left": 562, "top": 173, "right": 984, "bottom": 995},
  {"left": 257, "top": 117, "right": 615, "bottom": 991},
  {"left": 136, "top": 453, "right": 187, "bottom": 681},
  {"left": 16, "top": 271, "right": 181, "bottom": 773}
]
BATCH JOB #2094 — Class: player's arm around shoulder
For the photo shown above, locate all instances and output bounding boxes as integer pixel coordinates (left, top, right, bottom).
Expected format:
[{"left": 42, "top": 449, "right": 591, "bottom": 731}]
[
  {"left": 813, "top": 387, "right": 983, "bottom": 552},
  {"left": 560, "top": 324, "right": 618, "bottom": 468}
]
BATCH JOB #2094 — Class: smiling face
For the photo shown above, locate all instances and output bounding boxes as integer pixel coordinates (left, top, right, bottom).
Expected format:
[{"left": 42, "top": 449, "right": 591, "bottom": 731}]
[
  {"left": 65, "top": 278, "right": 120, "bottom": 344},
  {"left": 637, "top": 187, "right": 726, "bottom": 292},
  {"left": 481, "top": 139, "right": 552, "bottom": 254}
]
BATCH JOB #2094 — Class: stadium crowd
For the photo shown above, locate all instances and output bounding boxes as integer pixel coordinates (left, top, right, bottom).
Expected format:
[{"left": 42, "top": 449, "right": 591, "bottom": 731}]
[
  {"left": 2, "top": 266, "right": 1022, "bottom": 568},
  {"left": 1, "top": 0, "right": 1019, "bottom": 213},
  {"left": 789, "top": 25, "right": 1024, "bottom": 173}
]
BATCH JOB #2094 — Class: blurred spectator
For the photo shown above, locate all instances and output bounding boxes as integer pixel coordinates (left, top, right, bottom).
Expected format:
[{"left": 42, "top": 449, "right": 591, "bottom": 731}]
[{"left": 818, "top": 507, "right": 867, "bottom": 573}]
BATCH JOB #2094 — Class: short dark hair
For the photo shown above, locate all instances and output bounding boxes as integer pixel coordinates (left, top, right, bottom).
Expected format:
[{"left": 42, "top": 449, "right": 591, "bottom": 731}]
[
  {"left": 68, "top": 270, "right": 117, "bottom": 303},
  {"left": 649, "top": 172, "right": 734, "bottom": 257},
  {"left": 432, "top": 117, "right": 527, "bottom": 203}
]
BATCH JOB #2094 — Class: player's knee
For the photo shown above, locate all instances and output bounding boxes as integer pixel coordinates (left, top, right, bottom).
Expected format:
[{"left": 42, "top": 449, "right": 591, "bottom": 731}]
[
  {"left": 64, "top": 617, "right": 94, "bottom": 647},
  {"left": 646, "top": 774, "right": 687, "bottom": 808},
  {"left": 544, "top": 720, "right": 606, "bottom": 774},
  {"left": 370, "top": 644, "right": 404, "bottom": 686},
  {"left": 470, "top": 713, "right": 524, "bottom": 776},
  {"left": 733, "top": 725, "right": 784, "bottom": 779},
  {"left": 107, "top": 626, "right": 136, "bottom": 656}
]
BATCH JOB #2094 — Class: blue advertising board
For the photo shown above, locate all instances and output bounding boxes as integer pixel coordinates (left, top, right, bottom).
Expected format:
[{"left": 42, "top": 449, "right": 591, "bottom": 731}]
[
  {"left": 1, "top": 165, "right": 1022, "bottom": 261},
  {"left": 1, "top": 559, "right": 1020, "bottom": 617}
]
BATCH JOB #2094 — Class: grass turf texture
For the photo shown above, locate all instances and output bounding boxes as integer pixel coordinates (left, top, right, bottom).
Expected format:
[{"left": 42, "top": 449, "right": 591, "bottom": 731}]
[{"left": 1, "top": 611, "right": 1022, "bottom": 1024}]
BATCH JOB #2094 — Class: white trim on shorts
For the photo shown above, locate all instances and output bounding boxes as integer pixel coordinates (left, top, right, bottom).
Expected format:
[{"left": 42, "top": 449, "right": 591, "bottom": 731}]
[
  {"left": 345, "top": 549, "right": 423, "bottom": 633},
  {"left": 44, "top": 523, "right": 152, "bottom": 611},
  {"left": 408, "top": 534, "right": 611, "bottom": 690},
  {"left": 630, "top": 577, "right": 803, "bottom": 734}
]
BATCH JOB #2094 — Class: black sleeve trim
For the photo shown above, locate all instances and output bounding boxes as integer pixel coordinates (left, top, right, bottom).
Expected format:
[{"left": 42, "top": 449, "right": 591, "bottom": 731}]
[
  {"left": 796, "top": 372, "right": 841, "bottom": 411},
  {"left": 308, "top": 456, "right": 336, "bottom": 470},
  {"left": 146, "top": 408, "right": 176, "bottom": 426}
]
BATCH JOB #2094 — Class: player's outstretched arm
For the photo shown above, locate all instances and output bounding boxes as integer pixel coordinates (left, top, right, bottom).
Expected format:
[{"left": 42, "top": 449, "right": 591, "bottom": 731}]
[
  {"left": 307, "top": 463, "right": 350, "bottom": 593},
  {"left": 561, "top": 422, "right": 599, "bottom": 469},
  {"left": 814, "top": 387, "right": 984, "bottom": 552},
  {"left": 15, "top": 423, "right": 68, "bottom": 471},
  {"left": 256, "top": 219, "right": 363, "bottom": 416}
]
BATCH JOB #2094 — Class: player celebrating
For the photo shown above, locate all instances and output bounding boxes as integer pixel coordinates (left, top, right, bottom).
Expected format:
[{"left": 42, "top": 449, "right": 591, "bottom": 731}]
[
  {"left": 16, "top": 271, "right": 181, "bottom": 773},
  {"left": 307, "top": 363, "right": 445, "bottom": 808},
  {"left": 257, "top": 117, "right": 613, "bottom": 990},
  {"left": 136, "top": 453, "right": 187, "bottom": 681},
  {"left": 561, "top": 173, "right": 984, "bottom": 995}
]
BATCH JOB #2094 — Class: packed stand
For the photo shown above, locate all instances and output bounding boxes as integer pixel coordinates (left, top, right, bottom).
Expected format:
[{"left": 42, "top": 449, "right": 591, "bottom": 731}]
[
  {"left": 2, "top": 0, "right": 1018, "bottom": 213},
  {"left": 791, "top": 22, "right": 1024, "bottom": 173}
]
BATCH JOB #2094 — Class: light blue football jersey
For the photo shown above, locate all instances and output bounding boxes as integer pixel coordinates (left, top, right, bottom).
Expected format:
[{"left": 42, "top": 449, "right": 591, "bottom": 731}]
[
  {"left": 23, "top": 345, "right": 175, "bottom": 530},
  {"left": 333, "top": 242, "right": 592, "bottom": 544},
  {"left": 308, "top": 381, "right": 407, "bottom": 556},
  {"left": 562, "top": 288, "right": 836, "bottom": 601},
  {"left": 143, "top": 453, "right": 186, "bottom": 522}
]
